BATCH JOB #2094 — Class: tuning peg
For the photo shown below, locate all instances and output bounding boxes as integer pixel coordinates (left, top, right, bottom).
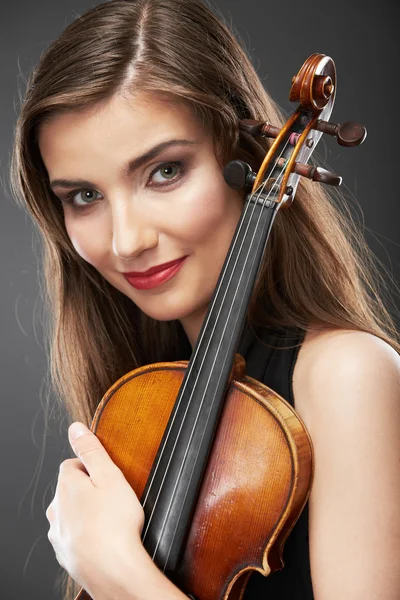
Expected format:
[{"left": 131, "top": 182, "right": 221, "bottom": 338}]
[
  {"left": 315, "top": 120, "right": 367, "bottom": 147},
  {"left": 275, "top": 158, "right": 342, "bottom": 186},
  {"left": 239, "top": 119, "right": 280, "bottom": 139},
  {"left": 294, "top": 163, "right": 342, "bottom": 185},
  {"left": 223, "top": 160, "right": 256, "bottom": 191}
]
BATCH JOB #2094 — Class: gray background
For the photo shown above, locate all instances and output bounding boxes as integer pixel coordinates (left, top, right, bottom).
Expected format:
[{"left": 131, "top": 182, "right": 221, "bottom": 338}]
[{"left": 1, "top": 1, "right": 399, "bottom": 598}]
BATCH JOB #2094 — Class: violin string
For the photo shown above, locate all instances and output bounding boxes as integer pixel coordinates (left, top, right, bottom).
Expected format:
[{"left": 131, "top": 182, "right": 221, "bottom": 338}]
[
  {"left": 143, "top": 148, "right": 289, "bottom": 555},
  {"left": 141, "top": 141, "right": 291, "bottom": 516},
  {"left": 140, "top": 166, "right": 274, "bottom": 545},
  {"left": 159, "top": 167, "right": 288, "bottom": 570},
  {"left": 148, "top": 167, "right": 288, "bottom": 567},
  {"left": 140, "top": 148, "right": 282, "bottom": 515},
  {"left": 142, "top": 138, "right": 291, "bottom": 551},
  {"left": 142, "top": 135, "right": 292, "bottom": 552}
]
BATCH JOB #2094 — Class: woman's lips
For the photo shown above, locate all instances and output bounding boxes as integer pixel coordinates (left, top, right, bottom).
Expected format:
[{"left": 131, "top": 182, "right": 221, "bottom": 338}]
[{"left": 123, "top": 257, "right": 187, "bottom": 290}]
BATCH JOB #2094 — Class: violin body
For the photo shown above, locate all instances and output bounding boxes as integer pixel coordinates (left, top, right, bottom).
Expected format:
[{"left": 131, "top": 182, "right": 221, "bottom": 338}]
[{"left": 80, "top": 358, "right": 312, "bottom": 599}]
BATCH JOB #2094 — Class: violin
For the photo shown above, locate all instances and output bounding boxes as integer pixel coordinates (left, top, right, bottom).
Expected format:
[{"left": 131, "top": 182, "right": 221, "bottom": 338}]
[{"left": 75, "top": 54, "right": 366, "bottom": 600}]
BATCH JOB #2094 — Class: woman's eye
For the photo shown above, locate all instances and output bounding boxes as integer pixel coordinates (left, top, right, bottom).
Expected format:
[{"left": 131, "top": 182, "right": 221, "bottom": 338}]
[
  {"left": 60, "top": 161, "right": 184, "bottom": 208},
  {"left": 67, "top": 189, "right": 102, "bottom": 207},
  {"left": 149, "top": 161, "right": 183, "bottom": 186}
]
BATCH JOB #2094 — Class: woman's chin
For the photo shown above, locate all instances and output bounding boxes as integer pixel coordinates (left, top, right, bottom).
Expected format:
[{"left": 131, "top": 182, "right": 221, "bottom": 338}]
[
  {"left": 139, "top": 300, "right": 207, "bottom": 328},
  {"left": 138, "top": 304, "right": 190, "bottom": 323}
]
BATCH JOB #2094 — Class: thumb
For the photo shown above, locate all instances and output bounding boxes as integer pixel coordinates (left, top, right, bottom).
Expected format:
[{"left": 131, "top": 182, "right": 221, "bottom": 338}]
[{"left": 68, "top": 422, "right": 115, "bottom": 484}]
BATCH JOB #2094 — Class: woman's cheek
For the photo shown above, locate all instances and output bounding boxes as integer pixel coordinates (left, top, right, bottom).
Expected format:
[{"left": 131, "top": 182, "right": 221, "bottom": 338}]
[
  {"left": 173, "top": 180, "right": 233, "bottom": 241},
  {"left": 65, "top": 216, "right": 109, "bottom": 267}
]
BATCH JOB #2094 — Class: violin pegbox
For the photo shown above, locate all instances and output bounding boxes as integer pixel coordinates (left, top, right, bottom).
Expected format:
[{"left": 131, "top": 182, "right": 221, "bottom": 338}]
[{"left": 224, "top": 54, "right": 366, "bottom": 208}]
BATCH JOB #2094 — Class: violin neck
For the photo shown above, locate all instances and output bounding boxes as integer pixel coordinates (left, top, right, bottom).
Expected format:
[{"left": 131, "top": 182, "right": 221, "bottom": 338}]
[
  {"left": 193, "top": 195, "right": 278, "bottom": 370},
  {"left": 141, "top": 192, "right": 279, "bottom": 574}
]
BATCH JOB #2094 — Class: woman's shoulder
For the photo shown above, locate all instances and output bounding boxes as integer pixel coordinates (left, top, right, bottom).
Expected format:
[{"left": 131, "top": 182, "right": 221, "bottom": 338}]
[
  {"left": 293, "top": 326, "right": 400, "bottom": 426},
  {"left": 299, "top": 325, "right": 399, "bottom": 368}
]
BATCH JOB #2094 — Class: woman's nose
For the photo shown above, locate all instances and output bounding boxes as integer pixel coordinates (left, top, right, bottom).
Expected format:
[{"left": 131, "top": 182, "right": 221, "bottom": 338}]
[{"left": 111, "top": 202, "right": 158, "bottom": 260}]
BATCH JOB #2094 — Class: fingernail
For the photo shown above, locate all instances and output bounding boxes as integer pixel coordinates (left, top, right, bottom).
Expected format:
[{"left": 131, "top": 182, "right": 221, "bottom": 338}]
[{"left": 69, "top": 422, "right": 90, "bottom": 441}]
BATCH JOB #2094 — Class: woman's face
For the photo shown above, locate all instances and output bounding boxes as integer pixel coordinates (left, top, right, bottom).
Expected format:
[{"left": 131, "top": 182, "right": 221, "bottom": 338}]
[{"left": 39, "top": 93, "right": 243, "bottom": 345}]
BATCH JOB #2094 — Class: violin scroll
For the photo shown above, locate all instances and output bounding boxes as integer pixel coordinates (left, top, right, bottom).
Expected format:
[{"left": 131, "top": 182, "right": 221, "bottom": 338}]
[
  {"left": 227, "top": 54, "right": 367, "bottom": 205},
  {"left": 289, "top": 53, "right": 336, "bottom": 111}
]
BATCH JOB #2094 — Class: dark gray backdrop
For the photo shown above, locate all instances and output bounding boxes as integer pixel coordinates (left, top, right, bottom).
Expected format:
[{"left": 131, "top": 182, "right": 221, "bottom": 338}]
[{"left": 1, "top": 1, "right": 399, "bottom": 598}]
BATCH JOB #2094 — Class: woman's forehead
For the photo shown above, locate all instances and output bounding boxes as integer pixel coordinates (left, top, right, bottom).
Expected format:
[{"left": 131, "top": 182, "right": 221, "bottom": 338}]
[
  {"left": 40, "top": 93, "right": 199, "bottom": 140},
  {"left": 38, "top": 93, "right": 213, "bottom": 187}
]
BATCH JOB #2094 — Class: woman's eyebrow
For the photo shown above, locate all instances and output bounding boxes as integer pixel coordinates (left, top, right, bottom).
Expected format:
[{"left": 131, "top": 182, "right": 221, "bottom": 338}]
[{"left": 49, "top": 138, "right": 198, "bottom": 190}]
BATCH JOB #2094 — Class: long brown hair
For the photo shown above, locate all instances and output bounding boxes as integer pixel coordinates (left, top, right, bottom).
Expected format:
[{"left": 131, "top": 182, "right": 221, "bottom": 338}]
[{"left": 10, "top": 0, "right": 399, "bottom": 597}]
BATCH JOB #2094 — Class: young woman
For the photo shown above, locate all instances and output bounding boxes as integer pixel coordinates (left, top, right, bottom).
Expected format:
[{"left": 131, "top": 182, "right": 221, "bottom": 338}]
[{"left": 11, "top": 0, "right": 400, "bottom": 599}]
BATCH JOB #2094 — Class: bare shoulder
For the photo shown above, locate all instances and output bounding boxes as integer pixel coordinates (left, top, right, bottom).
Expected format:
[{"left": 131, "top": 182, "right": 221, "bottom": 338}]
[
  {"left": 298, "top": 326, "right": 400, "bottom": 373},
  {"left": 293, "top": 327, "right": 400, "bottom": 427}
]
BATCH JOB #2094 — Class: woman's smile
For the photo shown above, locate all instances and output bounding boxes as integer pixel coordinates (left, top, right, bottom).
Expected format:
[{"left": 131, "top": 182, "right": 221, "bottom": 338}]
[
  {"left": 123, "top": 256, "right": 187, "bottom": 290},
  {"left": 38, "top": 93, "right": 243, "bottom": 344}
]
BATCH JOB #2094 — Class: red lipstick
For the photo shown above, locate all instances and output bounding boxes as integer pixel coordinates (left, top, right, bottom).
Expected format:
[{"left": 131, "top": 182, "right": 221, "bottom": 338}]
[{"left": 123, "top": 257, "right": 186, "bottom": 290}]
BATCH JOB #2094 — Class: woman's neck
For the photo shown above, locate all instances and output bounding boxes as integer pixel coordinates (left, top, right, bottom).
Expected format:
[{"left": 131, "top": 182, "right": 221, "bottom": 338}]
[{"left": 180, "top": 306, "right": 208, "bottom": 349}]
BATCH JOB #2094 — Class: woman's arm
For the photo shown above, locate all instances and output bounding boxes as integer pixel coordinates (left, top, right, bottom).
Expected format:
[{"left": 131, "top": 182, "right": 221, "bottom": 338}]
[
  {"left": 83, "top": 543, "right": 189, "bottom": 600},
  {"left": 294, "top": 330, "right": 400, "bottom": 600}
]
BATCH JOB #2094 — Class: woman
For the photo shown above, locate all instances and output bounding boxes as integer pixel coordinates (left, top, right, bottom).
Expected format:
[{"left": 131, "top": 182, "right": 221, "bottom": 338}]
[{"left": 11, "top": 0, "right": 400, "bottom": 598}]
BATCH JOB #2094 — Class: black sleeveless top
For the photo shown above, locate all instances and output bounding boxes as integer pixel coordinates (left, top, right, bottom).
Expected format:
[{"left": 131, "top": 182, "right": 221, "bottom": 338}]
[{"left": 237, "top": 325, "right": 314, "bottom": 600}]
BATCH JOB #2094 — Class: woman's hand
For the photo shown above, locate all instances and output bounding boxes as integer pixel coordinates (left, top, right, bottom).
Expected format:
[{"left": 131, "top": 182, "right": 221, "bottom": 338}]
[
  {"left": 46, "top": 423, "right": 189, "bottom": 599},
  {"left": 46, "top": 422, "right": 146, "bottom": 596}
]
